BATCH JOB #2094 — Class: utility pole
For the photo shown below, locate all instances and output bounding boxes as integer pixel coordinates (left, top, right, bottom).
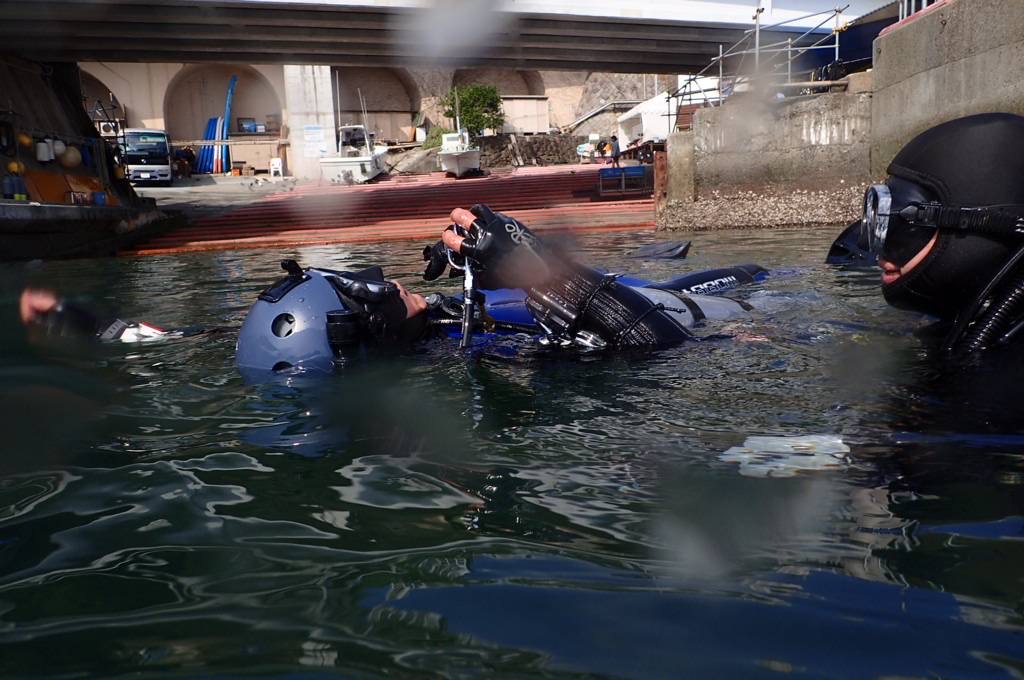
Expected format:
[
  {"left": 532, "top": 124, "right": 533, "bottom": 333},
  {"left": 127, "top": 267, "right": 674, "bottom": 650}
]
[
  {"left": 787, "top": 38, "right": 792, "bottom": 83},
  {"left": 753, "top": 2, "right": 765, "bottom": 74},
  {"left": 718, "top": 44, "right": 724, "bottom": 104},
  {"left": 835, "top": 6, "right": 841, "bottom": 62}
]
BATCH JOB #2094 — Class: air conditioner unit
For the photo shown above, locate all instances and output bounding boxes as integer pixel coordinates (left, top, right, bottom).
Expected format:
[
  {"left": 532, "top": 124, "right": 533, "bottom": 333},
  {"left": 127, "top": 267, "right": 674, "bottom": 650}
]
[{"left": 97, "top": 119, "right": 125, "bottom": 137}]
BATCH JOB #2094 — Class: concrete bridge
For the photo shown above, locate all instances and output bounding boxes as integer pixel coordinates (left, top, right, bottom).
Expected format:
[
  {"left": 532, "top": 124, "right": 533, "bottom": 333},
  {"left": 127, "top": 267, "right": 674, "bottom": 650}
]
[
  {"left": 0, "top": 0, "right": 889, "bottom": 179},
  {"left": 2, "top": 0, "right": 884, "bottom": 74}
]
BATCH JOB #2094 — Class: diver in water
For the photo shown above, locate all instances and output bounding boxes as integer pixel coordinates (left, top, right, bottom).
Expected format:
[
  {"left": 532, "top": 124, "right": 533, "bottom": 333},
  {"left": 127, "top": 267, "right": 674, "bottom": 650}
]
[
  {"left": 18, "top": 204, "right": 768, "bottom": 374},
  {"left": 829, "top": 112, "right": 1024, "bottom": 354},
  {"left": 233, "top": 204, "right": 766, "bottom": 373}
]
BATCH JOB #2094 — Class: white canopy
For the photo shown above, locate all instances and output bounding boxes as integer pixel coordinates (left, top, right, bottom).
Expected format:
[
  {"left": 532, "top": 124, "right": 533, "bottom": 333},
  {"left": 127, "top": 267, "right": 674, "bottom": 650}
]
[{"left": 616, "top": 91, "right": 673, "bottom": 144}]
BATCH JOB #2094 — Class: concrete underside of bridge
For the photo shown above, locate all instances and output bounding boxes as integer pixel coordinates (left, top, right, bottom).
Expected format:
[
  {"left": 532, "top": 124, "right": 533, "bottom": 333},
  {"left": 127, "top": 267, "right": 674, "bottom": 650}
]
[{"left": 0, "top": 0, "right": 816, "bottom": 74}]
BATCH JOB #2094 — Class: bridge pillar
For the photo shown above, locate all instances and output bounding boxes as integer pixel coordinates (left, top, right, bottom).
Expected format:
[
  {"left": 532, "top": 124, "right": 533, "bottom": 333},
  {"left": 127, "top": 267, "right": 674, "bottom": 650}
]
[{"left": 283, "top": 65, "right": 335, "bottom": 179}]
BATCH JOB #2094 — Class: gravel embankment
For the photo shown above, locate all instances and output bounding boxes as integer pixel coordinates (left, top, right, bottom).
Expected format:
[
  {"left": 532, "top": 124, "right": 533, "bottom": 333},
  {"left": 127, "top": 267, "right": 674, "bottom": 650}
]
[{"left": 658, "top": 184, "right": 863, "bottom": 231}]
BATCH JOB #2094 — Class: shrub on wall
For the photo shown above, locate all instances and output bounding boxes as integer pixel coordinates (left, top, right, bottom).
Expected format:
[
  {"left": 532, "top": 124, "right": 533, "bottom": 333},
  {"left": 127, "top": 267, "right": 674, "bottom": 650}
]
[
  {"left": 441, "top": 85, "right": 505, "bottom": 137},
  {"left": 422, "top": 126, "right": 454, "bottom": 149}
]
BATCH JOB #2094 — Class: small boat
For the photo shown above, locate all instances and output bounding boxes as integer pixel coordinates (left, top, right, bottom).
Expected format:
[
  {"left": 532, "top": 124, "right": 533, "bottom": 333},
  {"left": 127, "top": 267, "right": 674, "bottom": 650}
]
[
  {"left": 436, "top": 89, "right": 481, "bottom": 178},
  {"left": 437, "top": 129, "right": 481, "bottom": 178},
  {"left": 319, "top": 124, "right": 388, "bottom": 184}
]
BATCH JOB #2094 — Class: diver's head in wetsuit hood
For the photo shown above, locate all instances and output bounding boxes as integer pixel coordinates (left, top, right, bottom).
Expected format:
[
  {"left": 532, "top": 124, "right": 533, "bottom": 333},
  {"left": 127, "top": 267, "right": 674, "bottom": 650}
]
[
  {"left": 235, "top": 260, "right": 425, "bottom": 374},
  {"left": 860, "top": 113, "right": 1024, "bottom": 321}
]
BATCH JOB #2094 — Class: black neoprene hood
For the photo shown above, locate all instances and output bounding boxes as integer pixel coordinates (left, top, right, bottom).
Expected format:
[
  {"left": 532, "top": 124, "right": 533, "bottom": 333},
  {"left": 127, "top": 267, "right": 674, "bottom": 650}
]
[
  {"left": 887, "top": 113, "right": 1024, "bottom": 206},
  {"left": 881, "top": 113, "right": 1024, "bottom": 319}
]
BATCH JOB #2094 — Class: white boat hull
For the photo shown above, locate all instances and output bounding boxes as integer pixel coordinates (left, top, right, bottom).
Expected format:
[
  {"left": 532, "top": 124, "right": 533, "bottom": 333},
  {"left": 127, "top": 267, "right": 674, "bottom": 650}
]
[
  {"left": 438, "top": 149, "right": 482, "bottom": 178},
  {"left": 320, "top": 148, "right": 388, "bottom": 184}
]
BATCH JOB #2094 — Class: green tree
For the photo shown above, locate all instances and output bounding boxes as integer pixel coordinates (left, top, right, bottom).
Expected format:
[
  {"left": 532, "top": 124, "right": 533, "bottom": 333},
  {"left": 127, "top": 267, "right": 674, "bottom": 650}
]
[
  {"left": 422, "top": 126, "right": 453, "bottom": 149},
  {"left": 441, "top": 84, "right": 505, "bottom": 137}
]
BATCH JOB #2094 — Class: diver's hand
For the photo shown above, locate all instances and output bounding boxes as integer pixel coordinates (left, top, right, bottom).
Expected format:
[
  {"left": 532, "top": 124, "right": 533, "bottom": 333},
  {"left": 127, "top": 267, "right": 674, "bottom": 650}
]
[
  {"left": 442, "top": 205, "right": 552, "bottom": 290},
  {"left": 422, "top": 237, "right": 450, "bottom": 281},
  {"left": 19, "top": 288, "right": 103, "bottom": 338},
  {"left": 393, "top": 281, "right": 428, "bottom": 319},
  {"left": 19, "top": 288, "right": 59, "bottom": 325}
]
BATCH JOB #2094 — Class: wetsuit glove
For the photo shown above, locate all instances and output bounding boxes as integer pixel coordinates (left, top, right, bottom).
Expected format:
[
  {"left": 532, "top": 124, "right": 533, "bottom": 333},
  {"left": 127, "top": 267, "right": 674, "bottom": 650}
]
[
  {"left": 40, "top": 300, "right": 102, "bottom": 338},
  {"left": 422, "top": 237, "right": 450, "bottom": 281},
  {"left": 458, "top": 204, "right": 553, "bottom": 290}
]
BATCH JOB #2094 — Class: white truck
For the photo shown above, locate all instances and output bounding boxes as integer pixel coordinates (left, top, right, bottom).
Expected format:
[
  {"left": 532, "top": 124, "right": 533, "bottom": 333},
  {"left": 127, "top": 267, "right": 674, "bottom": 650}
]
[{"left": 121, "top": 128, "right": 172, "bottom": 186}]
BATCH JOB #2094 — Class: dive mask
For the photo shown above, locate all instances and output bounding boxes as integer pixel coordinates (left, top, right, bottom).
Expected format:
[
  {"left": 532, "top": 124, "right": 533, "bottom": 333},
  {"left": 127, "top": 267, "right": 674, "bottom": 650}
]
[{"left": 862, "top": 179, "right": 1024, "bottom": 266}]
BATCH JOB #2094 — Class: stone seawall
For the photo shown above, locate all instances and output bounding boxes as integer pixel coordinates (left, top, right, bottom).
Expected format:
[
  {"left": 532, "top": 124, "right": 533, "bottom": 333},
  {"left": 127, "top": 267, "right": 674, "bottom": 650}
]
[
  {"left": 658, "top": 185, "right": 862, "bottom": 232},
  {"left": 660, "top": 84, "right": 871, "bottom": 232},
  {"left": 478, "top": 133, "right": 586, "bottom": 167},
  {"left": 693, "top": 91, "right": 872, "bottom": 191}
]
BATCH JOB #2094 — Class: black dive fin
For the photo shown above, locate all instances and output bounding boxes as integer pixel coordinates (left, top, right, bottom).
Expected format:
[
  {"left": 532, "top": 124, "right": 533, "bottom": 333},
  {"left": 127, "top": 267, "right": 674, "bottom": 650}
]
[{"left": 632, "top": 240, "right": 691, "bottom": 259}]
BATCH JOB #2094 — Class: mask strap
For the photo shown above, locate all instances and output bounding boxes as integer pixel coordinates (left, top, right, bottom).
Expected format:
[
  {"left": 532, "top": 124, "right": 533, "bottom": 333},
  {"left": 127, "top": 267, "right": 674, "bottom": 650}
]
[{"left": 901, "top": 203, "right": 1024, "bottom": 236}]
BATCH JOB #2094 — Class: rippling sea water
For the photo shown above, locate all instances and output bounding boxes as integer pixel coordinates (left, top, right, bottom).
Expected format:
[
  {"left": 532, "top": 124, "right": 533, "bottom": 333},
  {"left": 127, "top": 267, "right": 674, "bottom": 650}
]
[{"left": 1, "top": 228, "right": 1023, "bottom": 678}]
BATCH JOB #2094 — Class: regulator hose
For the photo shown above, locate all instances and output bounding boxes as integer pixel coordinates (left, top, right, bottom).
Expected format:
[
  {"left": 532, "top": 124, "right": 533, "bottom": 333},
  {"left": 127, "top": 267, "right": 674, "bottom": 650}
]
[
  {"left": 955, "top": 271, "right": 1024, "bottom": 353},
  {"left": 944, "top": 243, "right": 1024, "bottom": 353},
  {"left": 428, "top": 317, "right": 537, "bottom": 334}
]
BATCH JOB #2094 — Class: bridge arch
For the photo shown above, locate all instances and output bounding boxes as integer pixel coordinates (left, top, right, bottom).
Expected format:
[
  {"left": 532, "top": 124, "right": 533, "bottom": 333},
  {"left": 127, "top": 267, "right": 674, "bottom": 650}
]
[
  {"left": 78, "top": 70, "right": 127, "bottom": 133},
  {"left": 163, "top": 64, "right": 282, "bottom": 142},
  {"left": 452, "top": 68, "right": 545, "bottom": 96},
  {"left": 331, "top": 66, "right": 420, "bottom": 143}
]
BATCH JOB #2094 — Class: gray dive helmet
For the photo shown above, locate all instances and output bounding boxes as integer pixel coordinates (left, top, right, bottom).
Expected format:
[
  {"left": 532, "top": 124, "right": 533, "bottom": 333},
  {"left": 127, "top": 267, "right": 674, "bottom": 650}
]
[{"left": 236, "top": 259, "right": 402, "bottom": 374}]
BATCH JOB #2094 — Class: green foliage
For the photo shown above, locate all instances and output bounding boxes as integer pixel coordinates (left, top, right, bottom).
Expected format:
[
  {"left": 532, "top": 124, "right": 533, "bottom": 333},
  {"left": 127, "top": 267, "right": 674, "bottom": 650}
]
[
  {"left": 422, "top": 126, "right": 454, "bottom": 149},
  {"left": 441, "top": 85, "right": 505, "bottom": 137}
]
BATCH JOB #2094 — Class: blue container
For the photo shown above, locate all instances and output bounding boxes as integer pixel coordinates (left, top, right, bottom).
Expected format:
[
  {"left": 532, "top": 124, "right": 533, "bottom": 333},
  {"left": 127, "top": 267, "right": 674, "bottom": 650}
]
[{"left": 92, "top": 191, "right": 107, "bottom": 206}]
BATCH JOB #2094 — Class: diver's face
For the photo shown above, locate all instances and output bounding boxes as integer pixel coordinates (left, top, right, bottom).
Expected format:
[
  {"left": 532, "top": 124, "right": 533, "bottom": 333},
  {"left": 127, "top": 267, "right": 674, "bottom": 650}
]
[
  {"left": 878, "top": 232, "right": 938, "bottom": 286},
  {"left": 865, "top": 176, "right": 939, "bottom": 286}
]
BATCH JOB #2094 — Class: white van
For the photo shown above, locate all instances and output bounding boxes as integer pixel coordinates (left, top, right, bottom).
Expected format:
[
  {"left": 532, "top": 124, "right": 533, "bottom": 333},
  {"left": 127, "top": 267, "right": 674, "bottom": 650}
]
[{"left": 121, "top": 128, "right": 172, "bottom": 186}]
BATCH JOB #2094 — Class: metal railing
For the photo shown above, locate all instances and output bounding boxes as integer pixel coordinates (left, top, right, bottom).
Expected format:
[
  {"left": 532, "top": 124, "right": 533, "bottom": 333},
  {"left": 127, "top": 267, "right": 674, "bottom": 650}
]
[
  {"left": 899, "top": 0, "right": 939, "bottom": 21},
  {"left": 669, "top": 3, "right": 852, "bottom": 120}
]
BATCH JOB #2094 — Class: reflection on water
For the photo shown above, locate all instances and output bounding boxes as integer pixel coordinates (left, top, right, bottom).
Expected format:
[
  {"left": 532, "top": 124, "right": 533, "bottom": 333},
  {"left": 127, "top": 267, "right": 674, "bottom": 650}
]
[{"left": 1, "top": 229, "right": 1023, "bottom": 678}]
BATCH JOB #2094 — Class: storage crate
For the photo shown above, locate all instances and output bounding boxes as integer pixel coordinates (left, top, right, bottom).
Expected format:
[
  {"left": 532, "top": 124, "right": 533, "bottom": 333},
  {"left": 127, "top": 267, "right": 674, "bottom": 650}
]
[{"left": 597, "top": 166, "right": 653, "bottom": 197}]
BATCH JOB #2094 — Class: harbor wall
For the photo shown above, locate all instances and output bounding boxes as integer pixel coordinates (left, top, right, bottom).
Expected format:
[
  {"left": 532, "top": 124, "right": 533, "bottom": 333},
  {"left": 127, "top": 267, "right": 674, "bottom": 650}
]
[
  {"left": 477, "top": 133, "right": 585, "bottom": 167},
  {"left": 691, "top": 89, "right": 872, "bottom": 192},
  {"left": 657, "top": 76, "right": 871, "bottom": 231},
  {"left": 665, "top": 131, "right": 696, "bottom": 203},
  {"left": 870, "top": 0, "right": 1024, "bottom": 176}
]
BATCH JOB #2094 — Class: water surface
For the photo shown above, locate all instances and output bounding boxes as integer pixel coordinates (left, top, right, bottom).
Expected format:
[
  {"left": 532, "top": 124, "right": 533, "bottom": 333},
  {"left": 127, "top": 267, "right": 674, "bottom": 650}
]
[{"left": 1, "top": 229, "right": 1022, "bottom": 678}]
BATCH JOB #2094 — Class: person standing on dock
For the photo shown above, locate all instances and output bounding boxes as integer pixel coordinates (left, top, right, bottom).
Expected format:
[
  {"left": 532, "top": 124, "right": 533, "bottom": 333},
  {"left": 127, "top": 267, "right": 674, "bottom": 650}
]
[{"left": 610, "top": 136, "right": 621, "bottom": 168}]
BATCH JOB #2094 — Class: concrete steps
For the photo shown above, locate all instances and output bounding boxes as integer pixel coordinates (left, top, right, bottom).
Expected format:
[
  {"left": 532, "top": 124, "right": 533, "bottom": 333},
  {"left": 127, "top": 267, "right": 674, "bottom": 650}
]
[{"left": 125, "top": 164, "right": 654, "bottom": 256}]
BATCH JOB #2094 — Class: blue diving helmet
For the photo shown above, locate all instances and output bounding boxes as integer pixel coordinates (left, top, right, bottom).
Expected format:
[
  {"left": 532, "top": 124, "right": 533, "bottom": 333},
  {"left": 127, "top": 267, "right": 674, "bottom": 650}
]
[{"left": 235, "top": 260, "right": 411, "bottom": 374}]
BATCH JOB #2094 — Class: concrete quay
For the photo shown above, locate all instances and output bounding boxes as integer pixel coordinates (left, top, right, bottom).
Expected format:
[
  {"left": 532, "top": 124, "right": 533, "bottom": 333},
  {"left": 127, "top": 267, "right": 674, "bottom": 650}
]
[{"left": 124, "top": 165, "right": 655, "bottom": 256}]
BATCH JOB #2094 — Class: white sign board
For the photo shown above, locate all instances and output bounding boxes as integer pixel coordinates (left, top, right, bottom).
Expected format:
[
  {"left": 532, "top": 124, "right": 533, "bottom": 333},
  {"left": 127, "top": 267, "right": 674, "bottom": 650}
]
[{"left": 303, "top": 125, "right": 328, "bottom": 158}]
